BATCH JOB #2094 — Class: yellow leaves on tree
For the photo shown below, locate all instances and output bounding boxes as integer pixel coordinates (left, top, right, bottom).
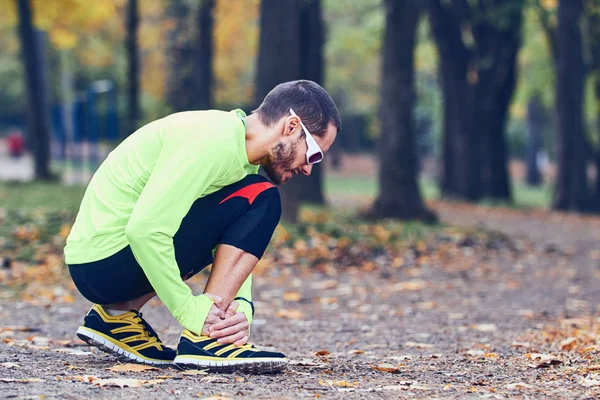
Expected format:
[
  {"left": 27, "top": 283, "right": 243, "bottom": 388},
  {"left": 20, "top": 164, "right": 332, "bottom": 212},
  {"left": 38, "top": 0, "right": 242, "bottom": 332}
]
[
  {"left": 2, "top": 0, "right": 123, "bottom": 50},
  {"left": 213, "top": 0, "right": 260, "bottom": 106}
]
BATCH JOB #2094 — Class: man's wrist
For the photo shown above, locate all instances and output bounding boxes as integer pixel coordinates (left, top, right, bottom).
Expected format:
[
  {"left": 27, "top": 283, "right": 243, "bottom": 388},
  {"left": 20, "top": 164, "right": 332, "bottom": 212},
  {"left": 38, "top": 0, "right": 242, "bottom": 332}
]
[{"left": 234, "top": 297, "right": 254, "bottom": 324}]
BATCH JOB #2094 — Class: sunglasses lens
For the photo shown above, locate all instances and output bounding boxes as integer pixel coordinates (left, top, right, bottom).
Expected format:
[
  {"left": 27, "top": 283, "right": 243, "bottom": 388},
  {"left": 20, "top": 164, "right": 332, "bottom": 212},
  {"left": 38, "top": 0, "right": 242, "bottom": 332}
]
[{"left": 308, "top": 152, "right": 323, "bottom": 164}]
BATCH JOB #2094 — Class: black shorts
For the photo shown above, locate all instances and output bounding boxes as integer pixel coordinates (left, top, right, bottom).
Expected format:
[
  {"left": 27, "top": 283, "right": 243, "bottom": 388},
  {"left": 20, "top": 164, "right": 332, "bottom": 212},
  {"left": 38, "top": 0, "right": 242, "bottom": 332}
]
[{"left": 67, "top": 174, "right": 281, "bottom": 305}]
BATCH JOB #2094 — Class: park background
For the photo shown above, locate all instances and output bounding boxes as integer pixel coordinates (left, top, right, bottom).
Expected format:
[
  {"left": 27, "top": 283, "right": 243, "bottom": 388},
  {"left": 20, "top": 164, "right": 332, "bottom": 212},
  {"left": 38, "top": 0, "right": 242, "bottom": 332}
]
[{"left": 1, "top": 0, "right": 600, "bottom": 399}]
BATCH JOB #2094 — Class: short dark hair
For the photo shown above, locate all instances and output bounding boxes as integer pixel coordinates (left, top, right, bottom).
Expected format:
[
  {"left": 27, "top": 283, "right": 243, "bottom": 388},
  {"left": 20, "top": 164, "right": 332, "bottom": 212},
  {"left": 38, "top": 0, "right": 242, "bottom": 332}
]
[{"left": 253, "top": 80, "right": 341, "bottom": 138}]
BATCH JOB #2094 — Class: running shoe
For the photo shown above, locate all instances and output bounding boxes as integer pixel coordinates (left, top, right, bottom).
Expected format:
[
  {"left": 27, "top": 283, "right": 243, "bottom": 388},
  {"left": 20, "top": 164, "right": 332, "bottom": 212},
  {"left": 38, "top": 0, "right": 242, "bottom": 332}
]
[{"left": 76, "top": 304, "right": 176, "bottom": 365}]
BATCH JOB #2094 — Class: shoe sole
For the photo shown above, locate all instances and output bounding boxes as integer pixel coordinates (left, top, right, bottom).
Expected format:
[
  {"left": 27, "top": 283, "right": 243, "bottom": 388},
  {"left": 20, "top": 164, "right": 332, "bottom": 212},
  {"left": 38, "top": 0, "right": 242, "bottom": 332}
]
[
  {"left": 173, "top": 356, "right": 288, "bottom": 374},
  {"left": 77, "top": 326, "right": 173, "bottom": 366}
]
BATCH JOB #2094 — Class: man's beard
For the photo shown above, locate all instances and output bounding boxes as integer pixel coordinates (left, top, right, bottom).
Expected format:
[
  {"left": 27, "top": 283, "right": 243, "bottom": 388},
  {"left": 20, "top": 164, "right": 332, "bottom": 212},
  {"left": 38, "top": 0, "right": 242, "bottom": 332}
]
[{"left": 263, "top": 142, "right": 297, "bottom": 185}]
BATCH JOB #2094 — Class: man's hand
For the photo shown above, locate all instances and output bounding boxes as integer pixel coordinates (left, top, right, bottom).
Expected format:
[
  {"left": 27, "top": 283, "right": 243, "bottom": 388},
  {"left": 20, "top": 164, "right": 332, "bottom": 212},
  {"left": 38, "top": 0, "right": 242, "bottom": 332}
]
[
  {"left": 208, "top": 301, "right": 249, "bottom": 346},
  {"left": 200, "top": 293, "right": 226, "bottom": 336}
]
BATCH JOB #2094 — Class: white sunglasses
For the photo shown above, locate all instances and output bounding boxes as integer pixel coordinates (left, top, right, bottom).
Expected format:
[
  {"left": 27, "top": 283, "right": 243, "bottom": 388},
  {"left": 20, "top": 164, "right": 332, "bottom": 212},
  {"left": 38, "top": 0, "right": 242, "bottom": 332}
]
[{"left": 289, "top": 108, "right": 324, "bottom": 164}]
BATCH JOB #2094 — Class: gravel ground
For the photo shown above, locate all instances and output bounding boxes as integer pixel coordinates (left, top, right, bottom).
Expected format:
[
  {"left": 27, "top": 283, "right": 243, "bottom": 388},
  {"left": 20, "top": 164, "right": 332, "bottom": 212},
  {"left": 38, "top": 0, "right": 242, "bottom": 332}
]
[{"left": 1, "top": 202, "right": 600, "bottom": 399}]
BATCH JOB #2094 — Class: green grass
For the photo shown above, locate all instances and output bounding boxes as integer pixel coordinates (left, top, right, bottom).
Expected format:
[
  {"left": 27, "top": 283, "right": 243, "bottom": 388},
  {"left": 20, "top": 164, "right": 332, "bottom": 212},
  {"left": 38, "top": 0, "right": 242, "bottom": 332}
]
[
  {"left": 0, "top": 173, "right": 551, "bottom": 220},
  {"left": 325, "top": 174, "right": 551, "bottom": 210},
  {"left": 0, "top": 181, "right": 86, "bottom": 213}
]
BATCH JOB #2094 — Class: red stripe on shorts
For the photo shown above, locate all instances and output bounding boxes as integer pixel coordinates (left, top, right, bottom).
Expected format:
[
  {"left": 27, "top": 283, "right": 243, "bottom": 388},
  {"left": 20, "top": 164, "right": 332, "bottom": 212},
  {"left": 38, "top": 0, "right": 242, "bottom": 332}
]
[{"left": 219, "top": 181, "right": 275, "bottom": 205}]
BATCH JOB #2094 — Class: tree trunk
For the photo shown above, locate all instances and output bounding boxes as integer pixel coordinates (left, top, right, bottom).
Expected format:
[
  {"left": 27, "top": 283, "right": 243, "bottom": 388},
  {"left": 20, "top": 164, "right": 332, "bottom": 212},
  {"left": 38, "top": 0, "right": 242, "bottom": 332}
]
[
  {"left": 480, "top": 10, "right": 523, "bottom": 200},
  {"left": 552, "top": 0, "right": 589, "bottom": 211},
  {"left": 195, "top": 0, "right": 215, "bottom": 110},
  {"left": 255, "top": 0, "right": 302, "bottom": 223},
  {"left": 368, "top": 0, "right": 436, "bottom": 222},
  {"left": 429, "top": 0, "right": 523, "bottom": 202},
  {"left": 298, "top": 0, "right": 326, "bottom": 205},
  {"left": 428, "top": 0, "right": 480, "bottom": 201},
  {"left": 525, "top": 94, "right": 544, "bottom": 186},
  {"left": 126, "top": 0, "right": 140, "bottom": 132},
  {"left": 166, "top": 0, "right": 194, "bottom": 112},
  {"left": 16, "top": 0, "right": 52, "bottom": 180},
  {"left": 594, "top": 77, "right": 600, "bottom": 210}
]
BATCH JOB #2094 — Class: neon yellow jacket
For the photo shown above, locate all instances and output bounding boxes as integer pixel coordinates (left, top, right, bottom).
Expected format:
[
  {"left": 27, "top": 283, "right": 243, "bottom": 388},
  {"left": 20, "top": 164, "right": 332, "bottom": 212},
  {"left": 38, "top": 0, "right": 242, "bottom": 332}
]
[{"left": 65, "top": 109, "right": 259, "bottom": 335}]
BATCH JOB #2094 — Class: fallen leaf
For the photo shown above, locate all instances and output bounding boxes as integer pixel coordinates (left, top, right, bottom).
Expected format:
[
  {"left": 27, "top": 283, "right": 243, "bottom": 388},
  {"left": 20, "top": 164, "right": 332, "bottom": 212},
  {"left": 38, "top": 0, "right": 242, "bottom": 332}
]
[
  {"left": 235, "top": 377, "right": 245, "bottom": 382},
  {"left": 107, "top": 363, "right": 161, "bottom": 373},
  {"left": 586, "top": 365, "right": 600, "bottom": 372},
  {"left": 311, "top": 280, "right": 337, "bottom": 290},
  {"left": 527, "top": 353, "right": 557, "bottom": 362},
  {"left": 350, "top": 350, "right": 364, "bottom": 355},
  {"left": 505, "top": 382, "right": 533, "bottom": 390},
  {"left": 371, "top": 363, "right": 400, "bottom": 373},
  {"left": 404, "top": 341, "right": 434, "bottom": 349},
  {"left": 289, "top": 359, "right": 328, "bottom": 368},
  {"left": 72, "top": 375, "right": 98, "bottom": 382},
  {"left": 392, "top": 280, "right": 426, "bottom": 291},
  {"left": 526, "top": 353, "right": 563, "bottom": 368},
  {"left": 472, "top": 324, "right": 497, "bottom": 333},
  {"left": 560, "top": 337, "right": 577, "bottom": 351},
  {"left": 319, "top": 380, "right": 358, "bottom": 388},
  {"left": 275, "top": 309, "right": 304, "bottom": 319},
  {"left": 180, "top": 369, "right": 209, "bottom": 375},
  {"left": 0, "top": 378, "right": 44, "bottom": 383},
  {"left": 0, "top": 326, "right": 36, "bottom": 333},
  {"left": 512, "top": 341, "right": 531, "bottom": 349},
  {"left": 283, "top": 291, "right": 302, "bottom": 301},
  {"left": 314, "top": 350, "right": 330, "bottom": 356},
  {"left": 0, "top": 362, "right": 20, "bottom": 369},
  {"left": 93, "top": 378, "right": 163, "bottom": 388}
]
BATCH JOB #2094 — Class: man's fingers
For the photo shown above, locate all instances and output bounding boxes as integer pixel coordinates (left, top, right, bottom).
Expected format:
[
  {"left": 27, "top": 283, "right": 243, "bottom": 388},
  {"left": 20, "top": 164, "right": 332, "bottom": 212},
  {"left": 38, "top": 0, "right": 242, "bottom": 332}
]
[
  {"left": 209, "top": 312, "right": 246, "bottom": 332},
  {"left": 210, "top": 321, "right": 248, "bottom": 339},
  {"left": 204, "top": 293, "right": 222, "bottom": 305},
  {"left": 234, "top": 335, "right": 249, "bottom": 347},
  {"left": 216, "top": 330, "right": 247, "bottom": 345},
  {"left": 225, "top": 301, "right": 239, "bottom": 318}
]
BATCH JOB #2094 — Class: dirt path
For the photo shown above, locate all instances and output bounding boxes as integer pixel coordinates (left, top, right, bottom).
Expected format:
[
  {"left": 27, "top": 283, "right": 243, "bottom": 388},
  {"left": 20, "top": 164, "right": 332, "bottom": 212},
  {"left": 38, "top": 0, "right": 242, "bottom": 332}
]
[{"left": 2, "top": 202, "right": 600, "bottom": 399}]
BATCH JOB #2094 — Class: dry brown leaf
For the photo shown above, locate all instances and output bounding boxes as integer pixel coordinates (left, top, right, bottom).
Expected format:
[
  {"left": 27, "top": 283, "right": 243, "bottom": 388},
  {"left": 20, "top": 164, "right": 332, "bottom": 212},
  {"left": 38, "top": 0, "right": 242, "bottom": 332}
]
[
  {"left": 319, "top": 379, "right": 359, "bottom": 388},
  {"left": 560, "top": 337, "right": 577, "bottom": 351},
  {"left": 0, "top": 326, "right": 35, "bottom": 333},
  {"left": 0, "top": 378, "right": 44, "bottom": 383},
  {"left": 200, "top": 376, "right": 229, "bottom": 384},
  {"left": 392, "top": 280, "right": 426, "bottom": 291},
  {"left": 283, "top": 291, "right": 302, "bottom": 301},
  {"left": 180, "top": 369, "right": 209, "bottom": 375},
  {"left": 350, "top": 350, "right": 365, "bottom": 355},
  {"left": 289, "top": 359, "right": 328, "bottom": 368},
  {"left": 107, "top": 363, "right": 161, "bottom": 373},
  {"left": 371, "top": 363, "right": 400, "bottom": 373},
  {"left": 527, "top": 353, "right": 557, "bottom": 361},
  {"left": 275, "top": 309, "right": 304, "bottom": 319},
  {"left": 314, "top": 349, "right": 331, "bottom": 356},
  {"left": 93, "top": 377, "right": 164, "bottom": 388},
  {"left": 404, "top": 341, "right": 434, "bottom": 349},
  {"left": 311, "top": 280, "right": 337, "bottom": 290}
]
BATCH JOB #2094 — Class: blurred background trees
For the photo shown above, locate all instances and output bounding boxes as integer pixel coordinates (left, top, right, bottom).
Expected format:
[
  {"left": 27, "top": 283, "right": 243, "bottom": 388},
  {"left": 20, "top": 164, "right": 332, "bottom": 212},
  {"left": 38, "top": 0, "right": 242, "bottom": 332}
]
[{"left": 1, "top": 0, "right": 599, "bottom": 220}]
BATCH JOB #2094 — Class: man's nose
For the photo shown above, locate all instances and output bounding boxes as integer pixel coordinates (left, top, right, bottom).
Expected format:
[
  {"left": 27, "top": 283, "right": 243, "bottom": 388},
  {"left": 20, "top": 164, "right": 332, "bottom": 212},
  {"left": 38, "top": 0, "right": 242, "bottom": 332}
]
[{"left": 301, "top": 164, "right": 313, "bottom": 176}]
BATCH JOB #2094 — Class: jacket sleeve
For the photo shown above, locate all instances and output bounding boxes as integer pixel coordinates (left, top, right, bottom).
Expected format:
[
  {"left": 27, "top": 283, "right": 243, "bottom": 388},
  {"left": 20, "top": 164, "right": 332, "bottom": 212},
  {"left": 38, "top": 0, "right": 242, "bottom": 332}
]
[{"left": 125, "top": 131, "right": 230, "bottom": 336}]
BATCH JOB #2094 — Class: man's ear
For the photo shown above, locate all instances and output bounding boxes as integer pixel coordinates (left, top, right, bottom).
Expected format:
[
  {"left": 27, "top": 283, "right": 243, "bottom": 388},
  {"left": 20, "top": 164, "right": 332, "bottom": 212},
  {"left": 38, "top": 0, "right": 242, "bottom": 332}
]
[{"left": 283, "top": 116, "right": 300, "bottom": 136}]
